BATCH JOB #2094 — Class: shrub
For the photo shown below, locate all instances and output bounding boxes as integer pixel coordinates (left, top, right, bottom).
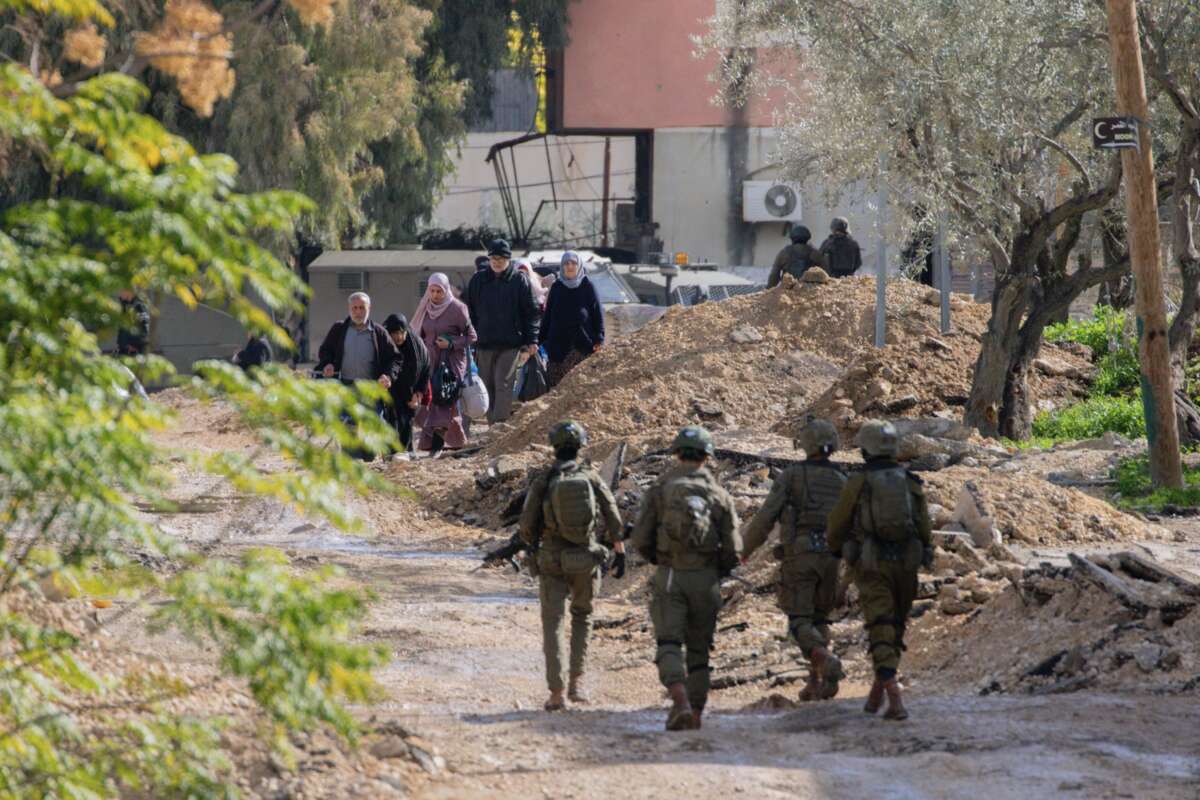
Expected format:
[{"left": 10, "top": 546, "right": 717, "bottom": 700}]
[
  {"left": 1032, "top": 394, "right": 1145, "bottom": 440},
  {"left": 1045, "top": 305, "right": 1127, "bottom": 357}
]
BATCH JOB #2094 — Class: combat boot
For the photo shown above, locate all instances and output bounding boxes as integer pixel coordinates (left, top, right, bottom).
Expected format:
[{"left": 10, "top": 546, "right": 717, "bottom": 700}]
[
  {"left": 544, "top": 688, "right": 565, "bottom": 712},
  {"left": 863, "top": 677, "right": 885, "bottom": 714},
  {"left": 811, "top": 646, "right": 843, "bottom": 700},
  {"left": 692, "top": 704, "right": 704, "bottom": 730},
  {"left": 797, "top": 667, "right": 822, "bottom": 702},
  {"left": 568, "top": 674, "right": 589, "bottom": 704},
  {"left": 664, "top": 683, "right": 695, "bottom": 731},
  {"left": 882, "top": 679, "right": 908, "bottom": 721}
]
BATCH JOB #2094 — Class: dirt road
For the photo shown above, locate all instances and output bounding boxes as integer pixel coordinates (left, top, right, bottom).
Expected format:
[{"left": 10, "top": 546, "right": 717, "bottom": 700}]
[{"left": 244, "top": 502, "right": 1198, "bottom": 800}]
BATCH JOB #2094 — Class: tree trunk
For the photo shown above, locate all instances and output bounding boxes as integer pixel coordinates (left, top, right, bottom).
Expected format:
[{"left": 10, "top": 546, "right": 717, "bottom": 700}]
[
  {"left": 965, "top": 274, "right": 1033, "bottom": 438},
  {"left": 1098, "top": 209, "right": 1133, "bottom": 309},
  {"left": 1166, "top": 126, "right": 1200, "bottom": 442}
]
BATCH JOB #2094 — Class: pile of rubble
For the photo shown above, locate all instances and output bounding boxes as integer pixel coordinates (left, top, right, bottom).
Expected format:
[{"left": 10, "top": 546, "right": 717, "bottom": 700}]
[
  {"left": 909, "top": 550, "right": 1200, "bottom": 695},
  {"left": 487, "top": 277, "right": 1028, "bottom": 455}
]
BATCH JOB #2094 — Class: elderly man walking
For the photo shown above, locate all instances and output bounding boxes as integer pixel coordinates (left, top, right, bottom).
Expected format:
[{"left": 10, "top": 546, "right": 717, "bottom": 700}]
[
  {"left": 317, "top": 292, "right": 396, "bottom": 386},
  {"left": 466, "top": 239, "right": 539, "bottom": 425}
]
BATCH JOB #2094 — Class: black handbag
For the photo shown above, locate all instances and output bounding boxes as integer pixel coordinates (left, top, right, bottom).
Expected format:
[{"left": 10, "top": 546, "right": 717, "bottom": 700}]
[
  {"left": 519, "top": 351, "right": 549, "bottom": 401},
  {"left": 431, "top": 356, "right": 461, "bottom": 408}
]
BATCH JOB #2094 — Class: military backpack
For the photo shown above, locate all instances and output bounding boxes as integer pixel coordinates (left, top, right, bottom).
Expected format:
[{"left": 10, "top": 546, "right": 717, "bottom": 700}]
[
  {"left": 661, "top": 473, "right": 719, "bottom": 557},
  {"left": 546, "top": 463, "right": 598, "bottom": 545},
  {"left": 859, "top": 466, "right": 917, "bottom": 543}
]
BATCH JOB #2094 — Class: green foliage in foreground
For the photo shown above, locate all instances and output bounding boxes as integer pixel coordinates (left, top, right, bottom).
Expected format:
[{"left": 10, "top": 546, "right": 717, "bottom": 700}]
[
  {"left": 0, "top": 46, "right": 395, "bottom": 799},
  {"left": 1032, "top": 394, "right": 1146, "bottom": 441},
  {"left": 1111, "top": 456, "right": 1200, "bottom": 511}
]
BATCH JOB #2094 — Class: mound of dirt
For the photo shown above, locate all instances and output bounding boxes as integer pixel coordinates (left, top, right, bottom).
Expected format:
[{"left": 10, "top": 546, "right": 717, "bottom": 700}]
[
  {"left": 490, "top": 277, "right": 1092, "bottom": 455},
  {"left": 920, "top": 465, "right": 1168, "bottom": 546},
  {"left": 783, "top": 334, "right": 1092, "bottom": 441},
  {"left": 488, "top": 277, "right": 998, "bottom": 455}
]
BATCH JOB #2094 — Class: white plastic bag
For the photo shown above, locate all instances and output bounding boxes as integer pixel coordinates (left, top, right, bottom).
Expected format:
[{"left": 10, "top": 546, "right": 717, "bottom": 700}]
[{"left": 461, "top": 351, "right": 490, "bottom": 420}]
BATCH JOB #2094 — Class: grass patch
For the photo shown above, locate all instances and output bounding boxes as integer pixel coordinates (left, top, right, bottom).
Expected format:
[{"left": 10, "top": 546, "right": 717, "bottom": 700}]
[
  {"left": 1032, "top": 394, "right": 1145, "bottom": 440},
  {"left": 1046, "top": 305, "right": 1126, "bottom": 356},
  {"left": 1111, "top": 455, "right": 1200, "bottom": 511}
]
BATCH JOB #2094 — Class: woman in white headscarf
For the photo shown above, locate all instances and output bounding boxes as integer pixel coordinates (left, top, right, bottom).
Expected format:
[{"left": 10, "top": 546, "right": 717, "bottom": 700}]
[
  {"left": 538, "top": 251, "right": 605, "bottom": 388},
  {"left": 413, "top": 273, "right": 477, "bottom": 454}
]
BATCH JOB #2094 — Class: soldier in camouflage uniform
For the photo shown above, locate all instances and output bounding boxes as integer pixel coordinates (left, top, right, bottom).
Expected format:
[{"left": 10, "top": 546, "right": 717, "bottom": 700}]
[
  {"left": 520, "top": 421, "right": 626, "bottom": 711},
  {"left": 742, "top": 419, "right": 847, "bottom": 702},
  {"left": 767, "top": 224, "right": 828, "bottom": 288},
  {"left": 632, "top": 426, "right": 741, "bottom": 731},
  {"left": 827, "top": 420, "right": 933, "bottom": 721}
]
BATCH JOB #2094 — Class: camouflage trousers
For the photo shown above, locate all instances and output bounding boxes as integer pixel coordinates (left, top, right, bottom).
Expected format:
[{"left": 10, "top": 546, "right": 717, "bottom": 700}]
[
  {"left": 853, "top": 560, "right": 918, "bottom": 676},
  {"left": 649, "top": 565, "right": 722, "bottom": 712},
  {"left": 538, "top": 552, "right": 601, "bottom": 693},
  {"left": 777, "top": 552, "right": 840, "bottom": 654}
]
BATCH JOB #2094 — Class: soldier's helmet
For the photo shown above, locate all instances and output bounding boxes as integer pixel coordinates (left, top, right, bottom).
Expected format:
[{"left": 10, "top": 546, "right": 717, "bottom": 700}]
[
  {"left": 830, "top": 217, "right": 849, "bottom": 233},
  {"left": 549, "top": 420, "right": 588, "bottom": 450},
  {"left": 797, "top": 418, "right": 839, "bottom": 456},
  {"left": 856, "top": 420, "right": 899, "bottom": 458},
  {"left": 671, "top": 425, "right": 715, "bottom": 458},
  {"left": 789, "top": 224, "right": 812, "bottom": 244}
]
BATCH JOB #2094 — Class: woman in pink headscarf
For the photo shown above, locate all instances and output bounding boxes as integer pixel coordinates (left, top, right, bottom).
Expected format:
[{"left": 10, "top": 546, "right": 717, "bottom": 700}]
[{"left": 413, "top": 273, "right": 477, "bottom": 454}]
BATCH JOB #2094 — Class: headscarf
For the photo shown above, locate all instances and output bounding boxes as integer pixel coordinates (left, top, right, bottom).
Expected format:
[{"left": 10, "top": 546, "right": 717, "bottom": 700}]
[
  {"left": 559, "top": 251, "right": 587, "bottom": 290},
  {"left": 411, "top": 272, "right": 455, "bottom": 336},
  {"left": 382, "top": 312, "right": 429, "bottom": 395},
  {"left": 514, "top": 259, "right": 548, "bottom": 307}
]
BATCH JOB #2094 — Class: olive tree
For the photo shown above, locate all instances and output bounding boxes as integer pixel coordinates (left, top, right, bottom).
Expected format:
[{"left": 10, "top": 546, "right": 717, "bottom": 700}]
[{"left": 707, "top": 0, "right": 1135, "bottom": 439}]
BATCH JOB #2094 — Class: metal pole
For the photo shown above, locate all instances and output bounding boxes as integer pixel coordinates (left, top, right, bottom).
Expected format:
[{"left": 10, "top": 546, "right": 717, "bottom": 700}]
[
  {"left": 601, "top": 136, "right": 612, "bottom": 248},
  {"left": 937, "top": 211, "right": 951, "bottom": 334},
  {"left": 875, "top": 163, "right": 888, "bottom": 348},
  {"left": 1105, "top": 0, "right": 1183, "bottom": 488}
]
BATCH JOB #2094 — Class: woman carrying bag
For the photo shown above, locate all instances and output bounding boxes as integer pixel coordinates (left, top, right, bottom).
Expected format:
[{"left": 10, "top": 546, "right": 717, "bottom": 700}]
[{"left": 413, "top": 273, "right": 477, "bottom": 455}]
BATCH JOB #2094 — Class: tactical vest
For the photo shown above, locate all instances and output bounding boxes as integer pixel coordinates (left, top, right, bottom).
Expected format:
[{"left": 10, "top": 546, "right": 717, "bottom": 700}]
[
  {"left": 857, "top": 466, "right": 917, "bottom": 543},
  {"left": 542, "top": 463, "right": 598, "bottom": 545},
  {"left": 782, "top": 462, "right": 846, "bottom": 555},
  {"left": 657, "top": 470, "right": 723, "bottom": 570}
]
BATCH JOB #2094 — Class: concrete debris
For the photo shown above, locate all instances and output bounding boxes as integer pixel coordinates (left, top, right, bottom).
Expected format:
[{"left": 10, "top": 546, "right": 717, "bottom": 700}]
[
  {"left": 951, "top": 482, "right": 1003, "bottom": 549},
  {"left": 729, "top": 324, "right": 765, "bottom": 344}
]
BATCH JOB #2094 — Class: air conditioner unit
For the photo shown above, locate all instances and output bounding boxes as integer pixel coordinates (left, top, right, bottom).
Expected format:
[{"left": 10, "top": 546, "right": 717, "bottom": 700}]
[
  {"left": 742, "top": 180, "right": 803, "bottom": 222},
  {"left": 337, "top": 271, "right": 369, "bottom": 291}
]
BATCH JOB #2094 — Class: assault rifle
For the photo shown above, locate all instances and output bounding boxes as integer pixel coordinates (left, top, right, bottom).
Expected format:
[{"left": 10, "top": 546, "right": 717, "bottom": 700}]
[{"left": 480, "top": 532, "right": 529, "bottom": 572}]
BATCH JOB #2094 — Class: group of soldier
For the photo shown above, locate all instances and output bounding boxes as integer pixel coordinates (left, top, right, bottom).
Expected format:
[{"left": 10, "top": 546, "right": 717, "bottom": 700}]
[{"left": 517, "top": 415, "right": 932, "bottom": 730}]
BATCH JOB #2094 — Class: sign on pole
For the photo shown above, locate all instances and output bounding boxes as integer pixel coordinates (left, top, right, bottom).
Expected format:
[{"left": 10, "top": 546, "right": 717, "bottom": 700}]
[{"left": 1092, "top": 116, "right": 1140, "bottom": 150}]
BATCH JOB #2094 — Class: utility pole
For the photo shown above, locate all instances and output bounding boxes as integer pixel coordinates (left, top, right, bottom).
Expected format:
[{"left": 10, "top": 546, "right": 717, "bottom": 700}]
[
  {"left": 1105, "top": 0, "right": 1183, "bottom": 488},
  {"left": 875, "top": 157, "right": 888, "bottom": 348}
]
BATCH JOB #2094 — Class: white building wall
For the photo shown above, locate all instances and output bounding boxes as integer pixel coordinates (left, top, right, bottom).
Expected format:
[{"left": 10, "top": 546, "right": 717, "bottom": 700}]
[{"left": 652, "top": 127, "right": 878, "bottom": 268}]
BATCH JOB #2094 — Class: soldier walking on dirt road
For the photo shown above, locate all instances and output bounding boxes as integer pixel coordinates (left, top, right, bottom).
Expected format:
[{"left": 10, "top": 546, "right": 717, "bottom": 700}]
[
  {"left": 520, "top": 421, "right": 626, "bottom": 711},
  {"left": 632, "top": 426, "right": 742, "bottom": 731},
  {"left": 827, "top": 420, "right": 933, "bottom": 721},
  {"left": 742, "top": 418, "right": 847, "bottom": 702}
]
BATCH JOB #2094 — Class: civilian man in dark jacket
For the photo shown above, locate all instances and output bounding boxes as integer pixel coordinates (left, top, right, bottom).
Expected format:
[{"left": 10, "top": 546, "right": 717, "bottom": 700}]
[
  {"left": 465, "top": 239, "right": 538, "bottom": 424},
  {"left": 116, "top": 289, "right": 151, "bottom": 355},
  {"left": 317, "top": 292, "right": 395, "bottom": 388},
  {"left": 819, "top": 217, "right": 863, "bottom": 278}
]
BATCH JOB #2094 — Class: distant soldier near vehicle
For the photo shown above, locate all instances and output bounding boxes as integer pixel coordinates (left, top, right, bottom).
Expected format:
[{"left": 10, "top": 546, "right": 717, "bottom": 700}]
[
  {"left": 520, "top": 421, "right": 626, "bottom": 711},
  {"left": 819, "top": 217, "right": 863, "bottom": 278},
  {"left": 741, "top": 418, "right": 847, "bottom": 702},
  {"left": 827, "top": 420, "right": 933, "bottom": 721},
  {"left": 632, "top": 426, "right": 741, "bottom": 731},
  {"left": 768, "top": 224, "right": 827, "bottom": 288}
]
